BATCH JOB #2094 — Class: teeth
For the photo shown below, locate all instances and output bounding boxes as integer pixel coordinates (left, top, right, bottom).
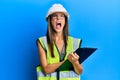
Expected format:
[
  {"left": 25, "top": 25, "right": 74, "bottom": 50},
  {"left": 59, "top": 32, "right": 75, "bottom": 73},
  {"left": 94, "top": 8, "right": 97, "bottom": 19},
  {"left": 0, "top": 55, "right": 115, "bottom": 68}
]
[{"left": 57, "top": 23, "right": 61, "bottom": 25}]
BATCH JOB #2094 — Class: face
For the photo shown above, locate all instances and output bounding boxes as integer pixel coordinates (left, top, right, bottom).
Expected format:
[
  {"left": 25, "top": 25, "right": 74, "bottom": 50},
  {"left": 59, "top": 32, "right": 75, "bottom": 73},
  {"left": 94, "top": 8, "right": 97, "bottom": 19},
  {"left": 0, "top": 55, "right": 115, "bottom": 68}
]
[{"left": 51, "top": 12, "right": 65, "bottom": 33}]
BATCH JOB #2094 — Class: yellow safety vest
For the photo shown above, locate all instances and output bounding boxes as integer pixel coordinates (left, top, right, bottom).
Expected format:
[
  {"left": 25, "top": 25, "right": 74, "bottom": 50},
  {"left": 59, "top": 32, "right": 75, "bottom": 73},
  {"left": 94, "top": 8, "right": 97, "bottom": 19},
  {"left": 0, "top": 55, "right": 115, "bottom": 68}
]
[{"left": 36, "top": 36, "right": 82, "bottom": 80}]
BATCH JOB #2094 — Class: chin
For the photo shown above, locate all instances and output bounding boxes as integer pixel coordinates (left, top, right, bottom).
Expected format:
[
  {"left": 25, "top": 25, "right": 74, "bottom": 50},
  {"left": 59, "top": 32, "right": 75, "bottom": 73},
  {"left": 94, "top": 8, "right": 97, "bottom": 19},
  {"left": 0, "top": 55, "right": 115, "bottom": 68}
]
[{"left": 55, "top": 30, "right": 63, "bottom": 33}]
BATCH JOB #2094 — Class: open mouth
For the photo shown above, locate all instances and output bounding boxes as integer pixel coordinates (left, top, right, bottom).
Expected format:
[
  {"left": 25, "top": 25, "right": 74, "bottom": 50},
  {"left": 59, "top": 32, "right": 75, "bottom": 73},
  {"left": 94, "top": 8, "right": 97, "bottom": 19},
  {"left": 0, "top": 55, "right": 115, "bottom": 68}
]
[
  {"left": 57, "top": 23, "right": 61, "bottom": 26},
  {"left": 56, "top": 23, "right": 61, "bottom": 29}
]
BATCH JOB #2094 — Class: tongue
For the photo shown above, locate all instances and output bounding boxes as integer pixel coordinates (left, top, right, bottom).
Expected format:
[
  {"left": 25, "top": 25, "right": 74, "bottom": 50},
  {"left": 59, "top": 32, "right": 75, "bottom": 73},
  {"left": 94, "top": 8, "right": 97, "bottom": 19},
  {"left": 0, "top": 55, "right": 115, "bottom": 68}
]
[{"left": 56, "top": 25, "right": 61, "bottom": 29}]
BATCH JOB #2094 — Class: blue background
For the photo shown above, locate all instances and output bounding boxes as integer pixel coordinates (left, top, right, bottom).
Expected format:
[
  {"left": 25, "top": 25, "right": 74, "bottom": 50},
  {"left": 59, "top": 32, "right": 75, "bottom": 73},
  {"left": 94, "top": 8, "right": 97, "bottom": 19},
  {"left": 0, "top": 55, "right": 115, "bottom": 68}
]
[{"left": 0, "top": 0, "right": 120, "bottom": 80}]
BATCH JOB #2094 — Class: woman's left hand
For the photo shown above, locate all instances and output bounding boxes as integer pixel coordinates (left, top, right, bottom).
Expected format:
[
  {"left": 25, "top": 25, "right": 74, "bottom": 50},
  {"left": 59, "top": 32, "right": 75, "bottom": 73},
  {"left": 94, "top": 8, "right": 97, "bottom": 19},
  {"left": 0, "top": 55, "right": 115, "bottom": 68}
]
[
  {"left": 67, "top": 52, "right": 82, "bottom": 74},
  {"left": 67, "top": 52, "right": 79, "bottom": 64}
]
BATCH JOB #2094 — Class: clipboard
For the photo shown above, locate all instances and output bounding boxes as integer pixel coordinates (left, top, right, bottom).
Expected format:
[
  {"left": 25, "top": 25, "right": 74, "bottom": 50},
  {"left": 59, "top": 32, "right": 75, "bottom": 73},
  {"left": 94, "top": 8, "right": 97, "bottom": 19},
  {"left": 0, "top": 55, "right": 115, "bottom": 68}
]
[
  {"left": 57, "top": 47, "right": 97, "bottom": 71},
  {"left": 74, "top": 47, "right": 97, "bottom": 63}
]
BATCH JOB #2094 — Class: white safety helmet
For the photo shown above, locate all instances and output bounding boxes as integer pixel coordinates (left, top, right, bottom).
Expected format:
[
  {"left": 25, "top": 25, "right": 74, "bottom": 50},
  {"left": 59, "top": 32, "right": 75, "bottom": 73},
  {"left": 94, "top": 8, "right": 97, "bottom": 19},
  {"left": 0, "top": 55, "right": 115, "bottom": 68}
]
[{"left": 46, "top": 4, "right": 69, "bottom": 20}]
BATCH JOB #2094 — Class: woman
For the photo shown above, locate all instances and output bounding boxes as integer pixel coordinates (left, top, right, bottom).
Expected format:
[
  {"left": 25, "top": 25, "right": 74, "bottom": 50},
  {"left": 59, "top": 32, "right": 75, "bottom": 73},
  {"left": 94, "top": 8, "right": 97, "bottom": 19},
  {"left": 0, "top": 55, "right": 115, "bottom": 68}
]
[{"left": 36, "top": 4, "right": 83, "bottom": 80}]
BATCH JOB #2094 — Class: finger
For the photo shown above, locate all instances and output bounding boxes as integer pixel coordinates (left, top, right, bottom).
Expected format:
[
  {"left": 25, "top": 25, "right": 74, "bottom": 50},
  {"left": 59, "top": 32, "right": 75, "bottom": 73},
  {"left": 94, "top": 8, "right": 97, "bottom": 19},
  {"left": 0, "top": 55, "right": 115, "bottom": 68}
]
[
  {"left": 71, "top": 57, "right": 74, "bottom": 60},
  {"left": 69, "top": 53, "right": 74, "bottom": 57},
  {"left": 71, "top": 53, "right": 77, "bottom": 57},
  {"left": 67, "top": 53, "right": 73, "bottom": 59},
  {"left": 67, "top": 54, "right": 71, "bottom": 59},
  {"left": 74, "top": 53, "right": 79, "bottom": 58},
  {"left": 71, "top": 53, "right": 79, "bottom": 60}
]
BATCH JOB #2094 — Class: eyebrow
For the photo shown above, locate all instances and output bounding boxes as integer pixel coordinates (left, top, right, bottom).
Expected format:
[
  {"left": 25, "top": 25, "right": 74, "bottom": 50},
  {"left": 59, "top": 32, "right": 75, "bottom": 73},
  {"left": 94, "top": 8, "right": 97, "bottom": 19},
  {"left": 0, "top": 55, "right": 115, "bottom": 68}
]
[{"left": 52, "top": 13, "right": 64, "bottom": 15}]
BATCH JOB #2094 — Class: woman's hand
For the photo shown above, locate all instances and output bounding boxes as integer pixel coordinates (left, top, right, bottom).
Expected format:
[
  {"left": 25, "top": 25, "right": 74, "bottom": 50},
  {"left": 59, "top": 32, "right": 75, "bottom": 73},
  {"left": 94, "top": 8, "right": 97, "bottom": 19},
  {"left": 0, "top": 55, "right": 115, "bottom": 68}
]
[
  {"left": 67, "top": 52, "right": 79, "bottom": 64},
  {"left": 67, "top": 52, "right": 83, "bottom": 74}
]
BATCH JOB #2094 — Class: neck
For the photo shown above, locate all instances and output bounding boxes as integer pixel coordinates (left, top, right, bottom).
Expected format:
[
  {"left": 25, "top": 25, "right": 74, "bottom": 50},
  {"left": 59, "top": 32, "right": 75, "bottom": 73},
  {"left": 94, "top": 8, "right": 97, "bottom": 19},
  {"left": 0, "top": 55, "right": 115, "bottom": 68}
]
[{"left": 53, "top": 32, "right": 63, "bottom": 42}]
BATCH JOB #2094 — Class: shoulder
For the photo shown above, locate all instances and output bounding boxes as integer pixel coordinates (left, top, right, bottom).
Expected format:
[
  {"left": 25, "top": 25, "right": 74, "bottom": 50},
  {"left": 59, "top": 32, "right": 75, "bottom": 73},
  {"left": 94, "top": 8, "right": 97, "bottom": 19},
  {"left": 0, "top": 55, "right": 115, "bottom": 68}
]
[
  {"left": 37, "top": 36, "right": 47, "bottom": 43},
  {"left": 37, "top": 36, "right": 48, "bottom": 48},
  {"left": 36, "top": 36, "right": 47, "bottom": 46},
  {"left": 68, "top": 36, "right": 82, "bottom": 47},
  {"left": 38, "top": 36, "right": 47, "bottom": 40},
  {"left": 68, "top": 36, "right": 82, "bottom": 41}
]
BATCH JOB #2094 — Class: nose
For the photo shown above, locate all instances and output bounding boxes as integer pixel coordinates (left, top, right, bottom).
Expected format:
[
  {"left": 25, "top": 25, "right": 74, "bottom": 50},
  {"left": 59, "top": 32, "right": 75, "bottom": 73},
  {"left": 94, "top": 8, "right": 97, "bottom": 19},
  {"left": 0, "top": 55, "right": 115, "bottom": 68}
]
[{"left": 56, "top": 15, "right": 61, "bottom": 20}]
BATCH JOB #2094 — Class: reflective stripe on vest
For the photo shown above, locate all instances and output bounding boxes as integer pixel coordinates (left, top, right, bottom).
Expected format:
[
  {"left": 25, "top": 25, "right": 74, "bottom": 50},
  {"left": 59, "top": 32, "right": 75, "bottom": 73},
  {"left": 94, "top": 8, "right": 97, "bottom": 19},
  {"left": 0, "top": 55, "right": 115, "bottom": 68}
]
[
  {"left": 37, "top": 36, "right": 81, "bottom": 80},
  {"left": 37, "top": 69, "right": 79, "bottom": 78}
]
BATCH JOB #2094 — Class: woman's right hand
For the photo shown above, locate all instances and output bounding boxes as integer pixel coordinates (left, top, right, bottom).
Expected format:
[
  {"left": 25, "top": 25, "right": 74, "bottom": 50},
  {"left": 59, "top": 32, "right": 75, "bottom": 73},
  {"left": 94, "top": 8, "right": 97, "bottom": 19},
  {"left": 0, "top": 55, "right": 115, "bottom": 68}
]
[{"left": 37, "top": 41, "right": 65, "bottom": 74}]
